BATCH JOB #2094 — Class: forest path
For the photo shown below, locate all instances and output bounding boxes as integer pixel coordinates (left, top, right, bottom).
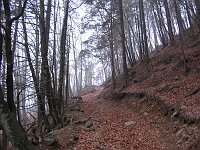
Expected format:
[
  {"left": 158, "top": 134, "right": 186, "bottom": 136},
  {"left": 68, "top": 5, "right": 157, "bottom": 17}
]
[{"left": 75, "top": 87, "right": 192, "bottom": 150}]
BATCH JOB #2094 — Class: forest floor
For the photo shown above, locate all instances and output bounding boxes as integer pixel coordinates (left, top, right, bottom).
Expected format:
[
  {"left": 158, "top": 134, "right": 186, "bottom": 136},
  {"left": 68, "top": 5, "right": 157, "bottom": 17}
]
[
  {"left": 74, "top": 87, "right": 199, "bottom": 150},
  {"left": 49, "top": 29, "right": 200, "bottom": 150},
  {"left": 53, "top": 85, "right": 199, "bottom": 150}
]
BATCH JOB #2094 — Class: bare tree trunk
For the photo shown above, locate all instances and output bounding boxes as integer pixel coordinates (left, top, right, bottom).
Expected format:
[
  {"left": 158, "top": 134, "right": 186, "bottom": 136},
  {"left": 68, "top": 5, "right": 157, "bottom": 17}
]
[
  {"left": 139, "top": 0, "right": 149, "bottom": 63},
  {"left": 153, "top": 1, "right": 167, "bottom": 47},
  {"left": 151, "top": 15, "right": 158, "bottom": 48},
  {"left": 0, "top": 0, "right": 2, "bottom": 71},
  {"left": 72, "top": 32, "right": 79, "bottom": 92},
  {"left": 194, "top": 0, "right": 200, "bottom": 18},
  {"left": 53, "top": 0, "right": 58, "bottom": 95},
  {"left": 115, "top": 41, "right": 121, "bottom": 76},
  {"left": 65, "top": 38, "right": 70, "bottom": 106},
  {"left": 3, "top": 0, "right": 16, "bottom": 114},
  {"left": 12, "top": 1, "right": 21, "bottom": 126},
  {"left": 58, "top": 0, "right": 70, "bottom": 118},
  {"left": 125, "top": 17, "right": 136, "bottom": 66},
  {"left": 137, "top": 13, "right": 143, "bottom": 62},
  {"left": 119, "top": 0, "right": 128, "bottom": 87},
  {"left": 22, "top": 15, "right": 46, "bottom": 122},
  {"left": 35, "top": 0, "right": 40, "bottom": 81},
  {"left": 80, "top": 50, "right": 83, "bottom": 90},
  {"left": 2, "top": 130, "right": 7, "bottom": 150},
  {"left": 194, "top": 0, "right": 200, "bottom": 28},
  {"left": 109, "top": 0, "right": 116, "bottom": 89},
  {"left": 163, "top": 0, "right": 175, "bottom": 46},
  {"left": 173, "top": 0, "right": 185, "bottom": 34},
  {"left": 174, "top": 0, "right": 189, "bottom": 72},
  {"left": 39, "top": 0, "right": 59, "bottom": 122},
  {"left": 185, "top": 0, "right": 193, "bottom": 28}
]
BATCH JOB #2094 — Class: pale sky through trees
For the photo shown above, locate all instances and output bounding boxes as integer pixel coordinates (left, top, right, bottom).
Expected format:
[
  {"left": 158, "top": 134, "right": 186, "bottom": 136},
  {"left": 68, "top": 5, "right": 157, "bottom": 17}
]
[{"left": 70, "top": 1, "right": 106, "bottom": 86}]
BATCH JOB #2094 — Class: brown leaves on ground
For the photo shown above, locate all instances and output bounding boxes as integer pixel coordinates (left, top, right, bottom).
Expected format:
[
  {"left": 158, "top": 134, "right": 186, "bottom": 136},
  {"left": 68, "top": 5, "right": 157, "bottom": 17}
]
[{"left": 74, "top": 87, "right": 198, "bottom": 150}]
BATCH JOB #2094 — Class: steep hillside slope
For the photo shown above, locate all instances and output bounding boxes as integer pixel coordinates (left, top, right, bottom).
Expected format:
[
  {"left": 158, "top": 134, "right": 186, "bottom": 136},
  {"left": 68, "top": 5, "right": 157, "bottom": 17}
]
[
  {"left": 101, "top": 27, "right": 200, "bottom": 122},
  {"left": 97, "top": 28, "right": 200, "bottom": 149}
]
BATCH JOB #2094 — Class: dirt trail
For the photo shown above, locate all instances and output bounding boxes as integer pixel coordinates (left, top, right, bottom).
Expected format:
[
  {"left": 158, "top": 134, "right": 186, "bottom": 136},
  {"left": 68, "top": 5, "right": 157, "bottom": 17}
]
[{"left": 75, "top": 87, "right": 198, "bottom": 150}]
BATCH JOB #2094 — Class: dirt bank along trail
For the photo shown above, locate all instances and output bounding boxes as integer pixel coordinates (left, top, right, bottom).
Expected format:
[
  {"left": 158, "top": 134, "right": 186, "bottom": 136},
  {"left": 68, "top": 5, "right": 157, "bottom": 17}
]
[{"left": 75, "top": 87, "right": 198, "bottom": 150}]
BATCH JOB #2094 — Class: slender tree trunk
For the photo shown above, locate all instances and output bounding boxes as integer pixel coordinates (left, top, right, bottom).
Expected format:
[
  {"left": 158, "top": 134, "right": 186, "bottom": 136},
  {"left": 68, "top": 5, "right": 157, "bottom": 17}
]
[
  {"left": 173, "top": 0, "right": 185, "bottom": 34},
  {"left": 35, "top": 0, "right": 40, "bottom": 81},
  {"left": 193, "top": 0, "right": 200, "bottom": 28},
  {"left": 80, "top": 52, "right": 83, "bottom": 90},
  {"left": 13, "top": 1, "right": 22, "bottom": 125},
  {"left": 46, "top": 0, "right": 52, "bottom": 43},
  {"left": 72, "top": 32, "right": 78, "bottom": 92},
  {"left": 194, "top": 0, "right": 200, "bottom": 18},
  {"left": 22, "top": 15, "right": 46, "bottom": 122},
  {"left": 3, "top": 0, "right": 16, "bottom": 114},
  {"left": 53, "top": 0, "right": 59, "bottom": 95},
  {"left": 115, "top": 43, "right": 121, "bottom": 76},
  {"left": 151, "top": 15, "right": 158, "bottom": 48},
  {"left": 163, "top": 0, "right": 175, "bottom": 45},
  {"left": 21, "top": 59, "right": 27, "bottom": 119},
  {"left": 119, "top": 0, "right": 128, "bottom": 86},
  {"left": 139, "top": 0, "right": 149, "bottom": 63},
  {"left": 185, "top": 0, "right": 193, "bottom": 28},
  {"left": 153, "top": 1, "right": 167, "bottom": 46},
  {"left": 65, "top": 38, "right": 70, "bottom": 106},
  {"left": 0, "top": 0, "right": 2, "bottom": 71},
  {"left": 126, "top": 20, "right": 136, "bottom": 66},
  {"left": 58, "top": 0, "right": 70, "bottom": 117},
  {"left": 39, "top": 0, "right": 59, "bottom": 122},
  {"left": 2, "top": 130, "right": 7, "bottom": 150},
  {"left": 110, "top": 0, "right": 116, "bottom": 88},
  {"left": 137, "top": 13, "right": 143, "bottom": 62},
  {"left": 173, "top": 0, "right": 189, "bottom": 72}
]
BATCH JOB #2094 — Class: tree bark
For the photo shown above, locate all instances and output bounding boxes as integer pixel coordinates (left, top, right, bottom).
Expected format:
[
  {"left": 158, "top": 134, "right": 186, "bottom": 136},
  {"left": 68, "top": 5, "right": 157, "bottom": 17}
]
[
  {"left": 58, "top": 0, "right": 70, "bottom": 117},
  {"left": 0, "top": 0, "right": 3, "bottom": 71},
  {"left": 22, "top": 15, "right": 46, "bottom": 122},
  {"left": 2, "top": 130, "right": 7, "bottom": 150},
  {"left": 39, "top": 0, "right": 59, "bottom": 122},
  {"left": 72, "top": 32, "right": 79, "bottom": 92},
  {"left": 65, "top": 37, "right": 70, "bottom": 106},
  {"left": 119, "top": 0, "right": 128, "bottom": 87},
  {"left": 109, "top": 0, "right": 116, "bottom": 88},
  {"left": 53, "top": 6, "right": 58, "bottom": 95},
  {"left": 173, "top": 0, "right": 185, "bottom": 34},
  {"left": 194, "top": 0, "right": 200, "bottom": 18},
  {"left": 139, "top": 0, "right": 149, "bottom": 63},
  {"left": 0, "top": 87, "right": 35, "bottom": 150},
  {"left": 3, "top": 0, "right": 16, "bottom": 114},
  {"left": 153, "top": 1, "right": 167, "bottom": 46},
  {"left": 163, "top": 0, "right": 175, "bottom": 45},
  {"left": 185, "top": 0, "right": 192, "bottom": 28},
  {"left": 194, "top": 0, "right": 200, "bottom": 27}
]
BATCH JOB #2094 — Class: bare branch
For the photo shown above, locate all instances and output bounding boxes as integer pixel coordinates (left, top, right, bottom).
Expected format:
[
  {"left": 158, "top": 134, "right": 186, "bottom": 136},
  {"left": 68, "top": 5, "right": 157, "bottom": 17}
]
[{"left": 10, "top": 0, "right": 28, "bottom": 25}]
